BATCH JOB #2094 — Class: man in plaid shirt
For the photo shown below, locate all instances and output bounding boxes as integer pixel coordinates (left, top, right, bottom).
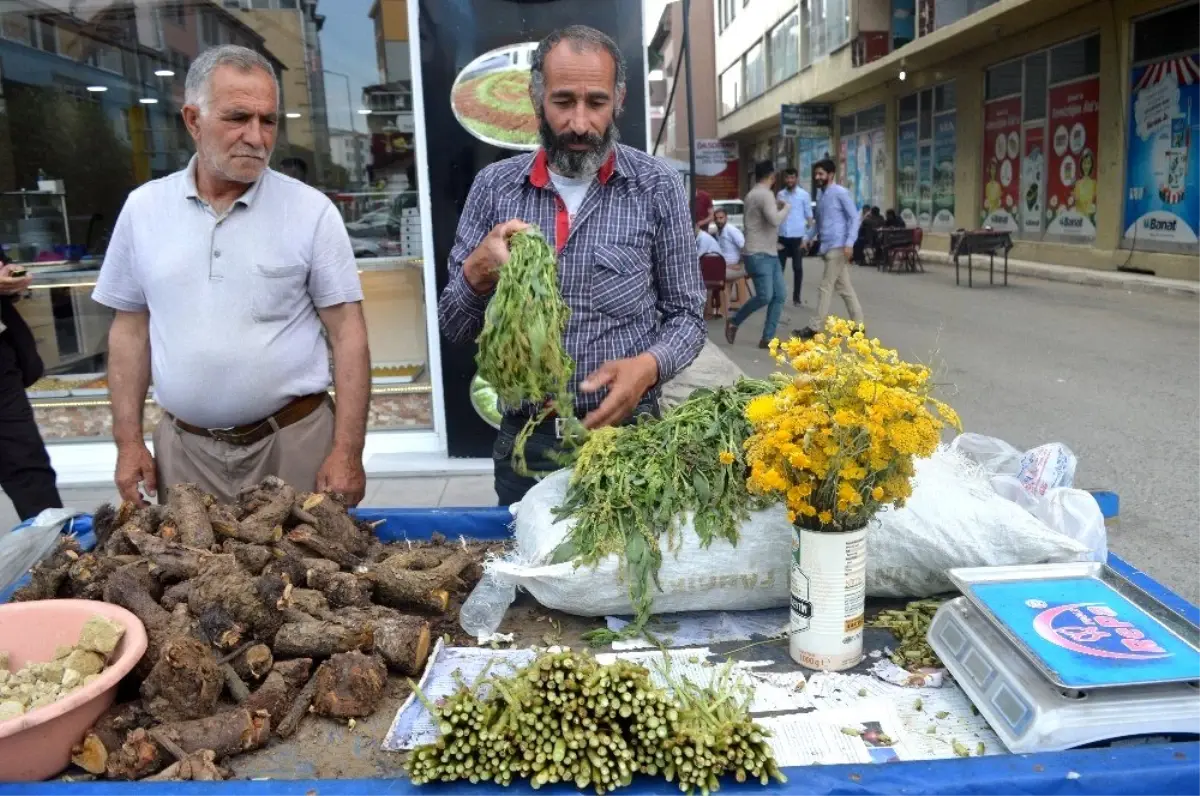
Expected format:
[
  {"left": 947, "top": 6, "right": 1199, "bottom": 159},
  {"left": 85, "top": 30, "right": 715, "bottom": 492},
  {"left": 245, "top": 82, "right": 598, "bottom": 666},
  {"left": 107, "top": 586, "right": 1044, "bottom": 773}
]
[{"left": 439, "top": 25, "right": 705, "bottom": 504}]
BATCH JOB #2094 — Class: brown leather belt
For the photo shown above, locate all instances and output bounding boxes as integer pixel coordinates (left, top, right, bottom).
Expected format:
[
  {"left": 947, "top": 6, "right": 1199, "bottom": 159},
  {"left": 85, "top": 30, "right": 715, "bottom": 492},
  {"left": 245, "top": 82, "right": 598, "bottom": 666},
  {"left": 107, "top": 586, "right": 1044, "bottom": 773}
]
[{"left": 171, "top": 393, "right": 329, "bottom": 446}]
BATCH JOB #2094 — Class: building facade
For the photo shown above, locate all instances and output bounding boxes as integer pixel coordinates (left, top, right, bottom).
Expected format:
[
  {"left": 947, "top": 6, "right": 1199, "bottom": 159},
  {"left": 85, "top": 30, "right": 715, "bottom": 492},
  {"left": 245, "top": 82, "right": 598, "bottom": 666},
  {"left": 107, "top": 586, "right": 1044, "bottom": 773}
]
[
  {"left": 649, "top": 0, "right": 719, "bottom": 168},
  {"left": 715, "top": 0, "right": 1199, "bottom": 280}
]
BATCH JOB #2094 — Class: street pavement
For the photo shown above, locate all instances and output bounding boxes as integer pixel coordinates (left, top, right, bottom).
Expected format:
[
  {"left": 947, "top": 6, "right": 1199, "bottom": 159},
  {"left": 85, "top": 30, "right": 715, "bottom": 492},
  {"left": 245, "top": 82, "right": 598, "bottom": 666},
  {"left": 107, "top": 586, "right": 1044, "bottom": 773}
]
[{"left": 715, "top": 258, "right": 1200, "bottom": 604}]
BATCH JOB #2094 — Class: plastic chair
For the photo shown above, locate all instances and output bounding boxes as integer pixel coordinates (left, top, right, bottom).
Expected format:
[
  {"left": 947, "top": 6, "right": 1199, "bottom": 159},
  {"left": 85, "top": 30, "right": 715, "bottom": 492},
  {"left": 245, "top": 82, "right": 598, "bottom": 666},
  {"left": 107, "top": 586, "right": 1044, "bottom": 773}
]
[{"left": 699, "top": 254, "right": 729, "bottom": 319}]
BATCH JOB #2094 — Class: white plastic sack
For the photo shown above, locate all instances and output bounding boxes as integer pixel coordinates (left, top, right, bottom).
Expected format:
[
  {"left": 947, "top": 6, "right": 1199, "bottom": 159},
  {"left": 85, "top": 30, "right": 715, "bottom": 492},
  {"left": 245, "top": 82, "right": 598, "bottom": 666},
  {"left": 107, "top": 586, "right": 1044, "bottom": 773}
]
[
  {"left": 949, "top": 432, "right": 1023, "bottom": 476},
  {"left": 0, "top": 509, "right": 82, "bottom": 596},
  {"left": 482, "top": 448, "right": 1091, "bottom": 619},
  {"left": 495, "top": 470, "right": 794, "bottom": 617},
  {"left": 950, "top": 433, "right": 1077, "bottom": 496},
  {"left": 866, "top": 448, "right": 1091, "bottom": 597}
]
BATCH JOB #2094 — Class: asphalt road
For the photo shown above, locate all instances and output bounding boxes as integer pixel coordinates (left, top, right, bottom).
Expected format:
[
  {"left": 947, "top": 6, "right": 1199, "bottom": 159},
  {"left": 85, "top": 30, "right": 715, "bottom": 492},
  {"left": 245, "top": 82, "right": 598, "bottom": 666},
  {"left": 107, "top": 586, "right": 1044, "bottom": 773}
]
[{"left": 715, "top": 259, "right": 1200, "bottom": 604}]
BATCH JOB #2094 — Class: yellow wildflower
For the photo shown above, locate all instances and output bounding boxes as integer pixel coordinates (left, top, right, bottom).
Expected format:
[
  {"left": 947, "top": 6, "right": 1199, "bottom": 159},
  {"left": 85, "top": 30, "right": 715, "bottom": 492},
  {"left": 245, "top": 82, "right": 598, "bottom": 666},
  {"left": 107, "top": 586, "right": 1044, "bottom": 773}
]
[
  {"left": 818, "top": 511, "right": 833, "bottom": 525},
  {"left": 719, "top": 451, "right": 735, "bottom": 465}
]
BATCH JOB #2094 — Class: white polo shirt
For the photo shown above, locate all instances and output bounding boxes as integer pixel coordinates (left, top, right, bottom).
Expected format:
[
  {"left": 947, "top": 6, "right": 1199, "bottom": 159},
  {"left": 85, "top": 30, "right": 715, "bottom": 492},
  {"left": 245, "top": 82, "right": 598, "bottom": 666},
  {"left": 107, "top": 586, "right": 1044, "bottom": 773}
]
[{"left": 93, "top": 158, "right": 363, "bottom": 429}]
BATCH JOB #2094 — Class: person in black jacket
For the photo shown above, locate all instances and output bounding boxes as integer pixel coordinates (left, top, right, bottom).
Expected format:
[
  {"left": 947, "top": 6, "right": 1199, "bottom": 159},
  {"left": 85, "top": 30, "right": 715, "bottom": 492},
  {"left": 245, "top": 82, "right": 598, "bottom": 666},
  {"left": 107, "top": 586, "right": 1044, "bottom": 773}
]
[{"left": 0, "top": 249, "right": 62, "bottom": 520}]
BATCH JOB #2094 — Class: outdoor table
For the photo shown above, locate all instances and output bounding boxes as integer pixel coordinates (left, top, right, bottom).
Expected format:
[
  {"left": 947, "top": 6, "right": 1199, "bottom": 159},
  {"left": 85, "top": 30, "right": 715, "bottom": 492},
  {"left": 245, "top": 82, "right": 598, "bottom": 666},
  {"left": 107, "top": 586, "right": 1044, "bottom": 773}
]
[
  {"left": 1, "top": 504, "right": 1196, "bottom": 796},
  {"left": 950, "top": 230, "right": 1014, "bottom": 287}
]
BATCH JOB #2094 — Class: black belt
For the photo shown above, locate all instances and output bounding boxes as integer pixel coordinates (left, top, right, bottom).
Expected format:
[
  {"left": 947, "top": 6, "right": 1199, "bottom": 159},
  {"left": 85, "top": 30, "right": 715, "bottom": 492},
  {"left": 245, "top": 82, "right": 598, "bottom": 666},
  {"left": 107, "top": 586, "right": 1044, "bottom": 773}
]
[{"left": 502, "top": 402, "right": 659, "bottom": 440}]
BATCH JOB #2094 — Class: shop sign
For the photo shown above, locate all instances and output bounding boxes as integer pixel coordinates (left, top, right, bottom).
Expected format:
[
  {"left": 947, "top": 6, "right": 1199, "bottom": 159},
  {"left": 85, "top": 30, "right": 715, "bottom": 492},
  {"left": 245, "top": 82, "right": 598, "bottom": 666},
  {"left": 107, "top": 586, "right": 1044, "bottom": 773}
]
[
  {"left": 896, "top": 121, "right": 920, "bottom": 226},
  {"left": 980, "top": 96, "right": 1022, "bottom": 232},
  {"left": 1124, "top": 53, "right": 1200, "bottom": 246},
  {"left": 1045, "top": 77, "right": 1100, "bottom": 238},
  {"left": 932, "top": 112, "right": 957, "bottom": 232},
  {"left": 694, "top": 139, "right": 740, "bottom": 200},
  {"left": 1022, "top": 124, "right": 1046, "bottom": 233}
]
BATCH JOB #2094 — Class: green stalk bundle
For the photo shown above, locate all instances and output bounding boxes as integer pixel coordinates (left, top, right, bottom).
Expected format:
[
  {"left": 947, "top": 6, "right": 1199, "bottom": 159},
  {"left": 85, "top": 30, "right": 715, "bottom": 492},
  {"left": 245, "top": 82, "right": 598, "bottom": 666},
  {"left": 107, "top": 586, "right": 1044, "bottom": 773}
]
[
  {"left": 475, "top": 227, "right": 580, "bottom": 475},
  {"left": 550, "top": 378, "right": 783, "bottom": 643},
  {"left": 406, "top": 649, "right": 785, "bottom": 795}
]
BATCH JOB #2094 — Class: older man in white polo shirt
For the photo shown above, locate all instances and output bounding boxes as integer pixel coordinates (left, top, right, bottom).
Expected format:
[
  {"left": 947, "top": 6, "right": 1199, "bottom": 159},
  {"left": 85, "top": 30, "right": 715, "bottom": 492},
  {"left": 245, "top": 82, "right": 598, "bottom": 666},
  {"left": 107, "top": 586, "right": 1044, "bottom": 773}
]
[{"left": 92, "top": 45, "right": 370, "bottom": 506}]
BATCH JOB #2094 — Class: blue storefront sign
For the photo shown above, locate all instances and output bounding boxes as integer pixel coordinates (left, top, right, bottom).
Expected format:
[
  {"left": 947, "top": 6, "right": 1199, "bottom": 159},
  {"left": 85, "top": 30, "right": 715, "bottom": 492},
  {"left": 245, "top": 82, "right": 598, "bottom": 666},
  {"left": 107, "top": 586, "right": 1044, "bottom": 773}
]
[{"left": 1124, "top": 53, "right": 1200, "bottom": 248}]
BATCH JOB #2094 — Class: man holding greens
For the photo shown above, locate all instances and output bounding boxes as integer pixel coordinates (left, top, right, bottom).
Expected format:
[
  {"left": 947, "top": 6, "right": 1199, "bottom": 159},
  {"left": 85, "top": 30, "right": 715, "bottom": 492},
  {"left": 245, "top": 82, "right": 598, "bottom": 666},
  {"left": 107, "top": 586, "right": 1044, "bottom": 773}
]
[{"left": 439, "top": 25, "right": 705, "bottom": 505}]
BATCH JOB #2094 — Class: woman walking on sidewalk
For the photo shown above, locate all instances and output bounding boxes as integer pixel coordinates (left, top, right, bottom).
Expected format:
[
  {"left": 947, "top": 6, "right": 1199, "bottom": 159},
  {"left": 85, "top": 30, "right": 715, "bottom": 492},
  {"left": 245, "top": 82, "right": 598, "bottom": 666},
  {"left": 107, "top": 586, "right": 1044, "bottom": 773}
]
[
  {"left": 795, "top": 159, "right": 865, "bottom": 339},
  {"left": 726, "top": 160, "right": 790, "bottom": 349}
]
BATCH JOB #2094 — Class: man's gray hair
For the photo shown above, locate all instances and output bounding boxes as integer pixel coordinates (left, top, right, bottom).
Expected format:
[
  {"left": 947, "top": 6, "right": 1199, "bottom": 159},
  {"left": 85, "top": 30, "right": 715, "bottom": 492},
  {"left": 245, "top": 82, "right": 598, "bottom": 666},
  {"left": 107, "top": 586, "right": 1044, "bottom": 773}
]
[
  {"left": 185, "top": 45, "right": 278, "bottom": 113},
  {"left": 529, "top": 26, "right": 626, "bottom": 110}
]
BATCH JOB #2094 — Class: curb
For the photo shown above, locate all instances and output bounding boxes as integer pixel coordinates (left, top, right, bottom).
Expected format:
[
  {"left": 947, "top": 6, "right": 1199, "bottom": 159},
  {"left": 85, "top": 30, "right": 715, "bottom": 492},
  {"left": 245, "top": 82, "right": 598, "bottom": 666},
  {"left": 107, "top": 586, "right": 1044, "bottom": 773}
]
[{"left": 918, "top": 251, "right": 1200, "bottom": 298}]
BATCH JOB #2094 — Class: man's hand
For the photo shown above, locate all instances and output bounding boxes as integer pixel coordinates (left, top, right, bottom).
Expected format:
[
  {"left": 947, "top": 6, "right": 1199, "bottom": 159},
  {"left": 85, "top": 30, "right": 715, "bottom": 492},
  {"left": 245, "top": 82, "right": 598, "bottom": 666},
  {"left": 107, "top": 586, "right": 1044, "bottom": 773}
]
[
  {"left": 463, "top": 219, "right": 530, "bottom": 293},
  {"left": 0, "top": 264, "right": 33, "bottom": 296},
  {"left": 842, "top": 245, "right": 853, "bottom": 260},
  {"left": 115, "top": 442, "right": 157, "bottom": 505},
  {"left": 580, "top": 353, "right": 660, "bottom": 430},
  {"left": 317, "top": 446, "right": 366, "bottom": 507}
]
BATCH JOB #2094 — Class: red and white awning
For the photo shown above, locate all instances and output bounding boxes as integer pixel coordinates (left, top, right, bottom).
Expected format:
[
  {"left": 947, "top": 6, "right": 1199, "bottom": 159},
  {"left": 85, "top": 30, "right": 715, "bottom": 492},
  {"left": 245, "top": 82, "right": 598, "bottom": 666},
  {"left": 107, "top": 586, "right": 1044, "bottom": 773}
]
[{"left": 1134, "top": 54, "right": 1200, "bottom": 92}]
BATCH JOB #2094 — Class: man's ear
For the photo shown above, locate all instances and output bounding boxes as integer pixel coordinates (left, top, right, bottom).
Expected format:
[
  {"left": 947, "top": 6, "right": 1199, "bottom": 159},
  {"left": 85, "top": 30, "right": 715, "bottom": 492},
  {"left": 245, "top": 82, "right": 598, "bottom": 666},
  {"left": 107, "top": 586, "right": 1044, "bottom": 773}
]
[{"left": 181, "top": 105, "right": 202, "bottom": 139}]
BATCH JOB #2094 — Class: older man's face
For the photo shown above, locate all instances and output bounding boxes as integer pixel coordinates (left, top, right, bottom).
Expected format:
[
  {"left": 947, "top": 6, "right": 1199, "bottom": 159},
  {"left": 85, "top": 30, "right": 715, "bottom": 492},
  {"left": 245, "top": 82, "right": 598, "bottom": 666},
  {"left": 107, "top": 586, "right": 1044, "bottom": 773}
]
[
  {"left": 186, "top": 65, "right": 278, "bottom": 184},
  {"left": 536, "top": 42, "right": 623, "bottom": 177}
]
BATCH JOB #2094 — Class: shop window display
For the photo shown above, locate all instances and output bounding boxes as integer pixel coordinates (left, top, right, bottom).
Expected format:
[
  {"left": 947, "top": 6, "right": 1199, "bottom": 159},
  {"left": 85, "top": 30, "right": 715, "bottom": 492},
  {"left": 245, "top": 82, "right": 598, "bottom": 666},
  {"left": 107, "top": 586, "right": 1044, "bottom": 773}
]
[
  {"left": 0, "top": 0, "right": 432, "bottom": 442},
  {"left": 896, "top": 83, "right": 955, "bottom": 231}
]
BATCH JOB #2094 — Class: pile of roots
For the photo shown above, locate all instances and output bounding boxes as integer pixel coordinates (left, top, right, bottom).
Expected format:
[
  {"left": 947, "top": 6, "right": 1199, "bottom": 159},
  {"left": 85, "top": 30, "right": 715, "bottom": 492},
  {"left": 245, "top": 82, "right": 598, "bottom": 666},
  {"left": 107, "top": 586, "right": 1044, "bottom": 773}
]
[{"left": 13, "top": 476, "right": 489, "bottom": 781}]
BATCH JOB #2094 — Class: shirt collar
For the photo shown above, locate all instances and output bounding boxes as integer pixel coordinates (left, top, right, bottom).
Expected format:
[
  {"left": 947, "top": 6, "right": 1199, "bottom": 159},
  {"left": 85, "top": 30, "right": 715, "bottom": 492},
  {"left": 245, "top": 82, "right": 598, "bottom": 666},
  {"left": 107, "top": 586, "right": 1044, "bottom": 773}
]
[
  {"left": 182, "top": 154, "right": 265, "bottom": 208},
  {"left": 526, "top": 147, "right": 619, "bottom": 189}
]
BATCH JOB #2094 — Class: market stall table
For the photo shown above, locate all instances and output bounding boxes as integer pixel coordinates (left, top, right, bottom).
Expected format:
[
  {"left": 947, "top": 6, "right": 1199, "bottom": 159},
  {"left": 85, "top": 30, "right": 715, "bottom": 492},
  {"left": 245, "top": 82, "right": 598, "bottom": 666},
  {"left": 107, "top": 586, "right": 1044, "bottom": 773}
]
[
  {"left": 0, "top": 507, "right": 1196, "bottom": 796},
  {"left": 950, "top": 230, "right": 1014, "bottom": 287}
]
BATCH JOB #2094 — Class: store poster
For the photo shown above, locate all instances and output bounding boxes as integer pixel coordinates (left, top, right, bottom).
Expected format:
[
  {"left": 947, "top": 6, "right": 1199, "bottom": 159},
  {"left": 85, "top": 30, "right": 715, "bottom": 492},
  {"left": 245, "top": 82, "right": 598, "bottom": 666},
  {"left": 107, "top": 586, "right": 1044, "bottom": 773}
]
[
  {"left": 932, "top": 112, "right": 956, "bottom": 231},
  {"left": 419, "top": 0, "right": 647, "bottom": 458},
  {"left": 918, "top": 144, "right": 933, "bottom": 227},
  {"left": 1045, "top": 77, "right": 1100, "bottom": 238},
  {"left": 870, "top": 129, "right": 888, "bottom": 210},
  {"left": 694, "top": 139, "right": 739, "bottom": 200},
  {"left": 839, "top": 137, "right": 850, "bottom": 189},
  {"left": 1022, "top": 124, "right": 1046, "bottom": 233},
  {"left": 854, "top": 133, "right": 870, "bottom": 208},
  {"left": 1124, "top": 53, "right": 1200, "bottom": 246},
  {"left": 897, "top": 121, "right": 920, "bottom": 225},
  {"left": 980, "top": 96, "right": 1022, "bottom": 231}
]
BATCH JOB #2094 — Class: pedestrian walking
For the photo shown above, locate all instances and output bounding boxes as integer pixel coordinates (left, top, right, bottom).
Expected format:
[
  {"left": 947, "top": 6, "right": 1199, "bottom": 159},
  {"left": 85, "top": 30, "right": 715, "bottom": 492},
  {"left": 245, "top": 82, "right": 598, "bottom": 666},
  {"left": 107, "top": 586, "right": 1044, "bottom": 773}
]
[
  {"left": 93, "top": 45, "right": 371, "bottom": 507},
  {"left": 439, "top": 25, "right": 705, "bottom": 505},
  {"left": 725, "top": 160, "right": 789, "bottom": 349},
  {"left": 0, "top": 251, "right": 62, "bottom": 521},
  {"left": 776, "top": 167, "right": 813, "bottom": 306},
  {"left": 795, "top": 159, "right": 865, "bottom": 339}
]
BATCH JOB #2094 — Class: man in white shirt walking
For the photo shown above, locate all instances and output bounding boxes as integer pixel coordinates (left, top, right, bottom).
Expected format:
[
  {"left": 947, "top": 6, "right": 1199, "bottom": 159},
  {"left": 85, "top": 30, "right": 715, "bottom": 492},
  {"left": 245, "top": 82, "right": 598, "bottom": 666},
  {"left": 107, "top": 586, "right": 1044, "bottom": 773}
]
[{"left": 776, "top": 167, "right": 813, "bottom": 306}]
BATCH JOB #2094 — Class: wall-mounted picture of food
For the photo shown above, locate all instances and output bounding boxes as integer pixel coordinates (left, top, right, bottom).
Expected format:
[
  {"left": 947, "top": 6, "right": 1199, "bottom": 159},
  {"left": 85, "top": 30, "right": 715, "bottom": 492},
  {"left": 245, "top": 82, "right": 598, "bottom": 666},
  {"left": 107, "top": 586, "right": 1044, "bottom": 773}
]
[{"left": 452, "top": 43, "right": 540, "bottom": 151}]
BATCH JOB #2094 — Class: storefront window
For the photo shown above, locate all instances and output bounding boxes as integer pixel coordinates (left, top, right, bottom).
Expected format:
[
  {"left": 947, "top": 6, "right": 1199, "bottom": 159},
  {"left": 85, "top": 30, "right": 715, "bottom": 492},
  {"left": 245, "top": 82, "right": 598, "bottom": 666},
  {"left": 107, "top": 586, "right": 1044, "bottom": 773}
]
[
  {"left": 838, "top": 104, "right": 886, "bottom": 210},
  {"left": 808, "top": 0, "right": 850, "bottom": 62},
  {"left": 981, "top": 35, "right": 1100, "bottom": 243},
  {"left": 1123, "top": 1, "right": 1199, "bottom": 254},
  {"left": 720, "top": 63, "right": 742, "bottom": 116},
  {"left": 897, "top": 83, "right": 956, "bottom": 231},
  {"left": 768, "top": 12, "right": 799, "bottom": 87},
  {"left": 0, "top": 1, "right": 432, "bottom": 442},
  {"left": 744, "top": 42, "right": 766, "bottom": 101}
]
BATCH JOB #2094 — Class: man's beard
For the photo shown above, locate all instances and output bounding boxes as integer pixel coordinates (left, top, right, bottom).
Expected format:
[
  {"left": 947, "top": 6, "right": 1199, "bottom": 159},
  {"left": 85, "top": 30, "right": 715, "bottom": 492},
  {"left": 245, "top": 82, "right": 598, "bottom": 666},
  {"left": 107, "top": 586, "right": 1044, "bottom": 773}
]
[{"left": 539, "top": 114, "right": 619, "bottom": 178}]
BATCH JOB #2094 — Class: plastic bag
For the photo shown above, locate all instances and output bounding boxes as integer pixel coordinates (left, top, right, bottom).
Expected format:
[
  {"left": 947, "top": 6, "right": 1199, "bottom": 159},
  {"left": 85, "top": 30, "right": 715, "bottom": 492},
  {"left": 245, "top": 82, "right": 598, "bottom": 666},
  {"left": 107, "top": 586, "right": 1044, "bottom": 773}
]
[
  {"left": 949, "top": 432, "right": 1023, "bottom": 475},
  {"left": 866, "top": 448, "right": 1091, "bottom": 597},
  {"left": 1031, "top": 488, "right": 1107, "bottom": 563},
  {"left": 0, "top": 509, "right": 82, "bottom": 597},
  {"left": 469, "top": 448, "right": 1092, "bottom": 628}
]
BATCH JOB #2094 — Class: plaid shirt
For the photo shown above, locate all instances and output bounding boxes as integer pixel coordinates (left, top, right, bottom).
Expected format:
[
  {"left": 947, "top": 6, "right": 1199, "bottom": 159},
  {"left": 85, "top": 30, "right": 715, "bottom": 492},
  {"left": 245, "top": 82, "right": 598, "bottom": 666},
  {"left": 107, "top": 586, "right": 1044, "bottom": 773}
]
[{"left": 439, "top": 144, "right": 705, "bottom": 415}]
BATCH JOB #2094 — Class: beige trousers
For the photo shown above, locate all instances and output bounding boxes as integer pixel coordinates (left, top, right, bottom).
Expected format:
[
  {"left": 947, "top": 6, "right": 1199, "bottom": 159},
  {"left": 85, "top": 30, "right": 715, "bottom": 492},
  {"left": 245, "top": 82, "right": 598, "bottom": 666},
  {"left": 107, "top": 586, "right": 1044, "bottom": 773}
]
[
  {"left": 153, "top": 402, "right": 335, "bottom": 504},
  {"left": 809, "top": 248, "right": 865, "bottom": 331}
]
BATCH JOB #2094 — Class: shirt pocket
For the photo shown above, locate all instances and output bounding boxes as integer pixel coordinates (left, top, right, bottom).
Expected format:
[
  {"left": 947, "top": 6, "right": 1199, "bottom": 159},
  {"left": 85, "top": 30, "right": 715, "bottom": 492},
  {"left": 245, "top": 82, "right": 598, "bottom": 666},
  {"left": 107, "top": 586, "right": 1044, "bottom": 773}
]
[
  {"left": 591, "top": 244, "right": 653, "bottom": 319},
  {"left": 252, "top": 262, "right": 308, "bottom": 322}
]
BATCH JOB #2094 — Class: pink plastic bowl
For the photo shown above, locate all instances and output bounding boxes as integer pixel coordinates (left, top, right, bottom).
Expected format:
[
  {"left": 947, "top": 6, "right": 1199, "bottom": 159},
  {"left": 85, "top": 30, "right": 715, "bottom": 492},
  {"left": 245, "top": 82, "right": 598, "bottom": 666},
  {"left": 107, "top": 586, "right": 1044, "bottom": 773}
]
[{"left": 0, "top": 599, "right": 148, "bottom": 781}]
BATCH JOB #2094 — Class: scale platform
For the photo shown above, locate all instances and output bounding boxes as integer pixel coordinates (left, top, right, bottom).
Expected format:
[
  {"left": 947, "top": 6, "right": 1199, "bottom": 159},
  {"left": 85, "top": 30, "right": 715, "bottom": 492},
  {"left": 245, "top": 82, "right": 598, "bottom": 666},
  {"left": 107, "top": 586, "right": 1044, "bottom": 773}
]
[{"left": 928, "top": 563, "right": 1200, "bottom": 754}]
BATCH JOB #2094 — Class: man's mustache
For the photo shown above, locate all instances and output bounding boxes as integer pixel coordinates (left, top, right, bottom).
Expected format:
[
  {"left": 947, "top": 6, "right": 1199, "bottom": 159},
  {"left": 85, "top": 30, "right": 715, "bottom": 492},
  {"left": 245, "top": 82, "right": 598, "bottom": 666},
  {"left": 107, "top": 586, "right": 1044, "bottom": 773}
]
[{"left": 552, "top": 130, "right": 604, "bottom": 149}]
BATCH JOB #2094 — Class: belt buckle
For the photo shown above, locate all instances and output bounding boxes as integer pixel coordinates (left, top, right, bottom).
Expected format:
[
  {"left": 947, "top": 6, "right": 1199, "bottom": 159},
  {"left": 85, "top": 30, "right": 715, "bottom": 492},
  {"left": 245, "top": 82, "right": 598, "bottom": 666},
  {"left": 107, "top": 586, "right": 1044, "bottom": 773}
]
[{"left": 209, "top": 426, "right": 249, "bottom": 445}]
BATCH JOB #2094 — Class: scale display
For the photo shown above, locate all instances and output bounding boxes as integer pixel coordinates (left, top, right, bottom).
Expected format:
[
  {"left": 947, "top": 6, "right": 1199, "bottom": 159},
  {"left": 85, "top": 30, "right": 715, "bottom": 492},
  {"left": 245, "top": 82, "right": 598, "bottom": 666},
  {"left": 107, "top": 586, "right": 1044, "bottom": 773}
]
[{"left": 968, "top": 577, "right": 1200, "bottom": 689}]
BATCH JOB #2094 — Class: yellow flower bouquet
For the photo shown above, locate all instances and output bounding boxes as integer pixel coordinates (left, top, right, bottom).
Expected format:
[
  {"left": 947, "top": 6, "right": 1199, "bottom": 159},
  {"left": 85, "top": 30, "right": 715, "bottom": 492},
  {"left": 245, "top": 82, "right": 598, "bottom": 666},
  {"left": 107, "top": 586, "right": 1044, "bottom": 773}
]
[
  {"left": 743, "top": 318, "right": 960, "bottom": 532},
  {"left": 741, "top": 317, "right": 960, "bottom": 670}
]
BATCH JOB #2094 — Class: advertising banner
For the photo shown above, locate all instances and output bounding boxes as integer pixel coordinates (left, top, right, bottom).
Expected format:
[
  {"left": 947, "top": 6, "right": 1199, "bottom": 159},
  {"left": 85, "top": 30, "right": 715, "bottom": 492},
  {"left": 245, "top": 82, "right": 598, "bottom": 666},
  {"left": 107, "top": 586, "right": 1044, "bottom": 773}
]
[
  {"left": 1022, "top": 124, "right": 1046, "bottom": 233},
  {"left": 897, "top": 121, "right": 919, "bottom": 226},
  {"left": 918, "top": 144, "right": 933, "bottom": 227},
  {"left": 870, "top": 129, "right": 888, "bottom": 210},
  {"left": 694, "top": 139, "right": 740, "bottom": 200},
  {"left": 420, "top": 0, "right": 647, "bottom": 458},
  {"left": 980, "top": 96, "right": 1022, "bottom": 231},
  {"left": 1045, "top": 77, "right": 1100, "bottom": 238},
  {"left": 1124, "top": 53, "right": 1200, "bottom": 247},
  {"left": 932, "top": 112, "right": 956, "bottom": 231}
]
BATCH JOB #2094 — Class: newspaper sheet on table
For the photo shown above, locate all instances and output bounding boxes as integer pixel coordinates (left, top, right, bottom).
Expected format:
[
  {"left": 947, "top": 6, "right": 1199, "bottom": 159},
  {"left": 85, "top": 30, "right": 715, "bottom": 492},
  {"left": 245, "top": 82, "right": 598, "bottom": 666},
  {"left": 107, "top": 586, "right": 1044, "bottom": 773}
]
[
  {"left": 757, "top": 701, "right": 916, "bottom": 766},
  {"left": 605, "top": 609, "right": 789, "bottom": 651}
]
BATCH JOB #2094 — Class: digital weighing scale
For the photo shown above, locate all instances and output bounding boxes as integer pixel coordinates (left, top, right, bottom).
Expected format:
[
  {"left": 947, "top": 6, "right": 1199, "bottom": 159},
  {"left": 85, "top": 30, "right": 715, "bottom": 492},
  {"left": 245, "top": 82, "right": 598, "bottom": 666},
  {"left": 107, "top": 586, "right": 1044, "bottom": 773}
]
[{"left": 928, "top": 562, "right": 1200, "bottom": 754}]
